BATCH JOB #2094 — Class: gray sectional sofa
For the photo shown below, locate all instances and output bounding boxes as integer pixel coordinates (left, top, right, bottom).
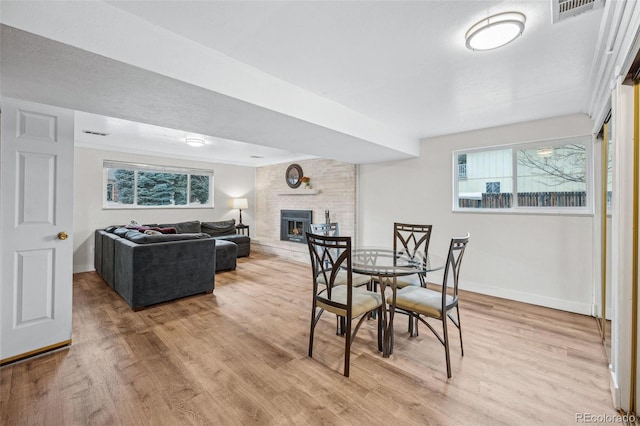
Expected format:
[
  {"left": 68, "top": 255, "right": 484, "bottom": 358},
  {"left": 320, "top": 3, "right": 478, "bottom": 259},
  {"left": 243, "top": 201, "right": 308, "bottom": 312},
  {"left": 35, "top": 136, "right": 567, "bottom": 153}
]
[
  {"left": 94, "top": 219, "right": 250, "bottom": 310},
  {"left": 161, "top": 219, "right": 250, "bottom": 259}
]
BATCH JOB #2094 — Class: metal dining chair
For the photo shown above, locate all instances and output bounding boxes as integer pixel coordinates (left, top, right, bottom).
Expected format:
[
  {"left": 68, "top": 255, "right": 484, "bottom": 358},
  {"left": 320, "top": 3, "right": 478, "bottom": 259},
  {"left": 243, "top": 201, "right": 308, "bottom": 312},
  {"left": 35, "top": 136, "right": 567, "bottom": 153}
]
[
  {"left": 306, "top": 232, "right": 383, "bottom": 377},
  {"left": 389, "top": 233, "right": 469, "bottom": 378},
  {"left": 373, "top": 223, "right": 433, "bottom": 335},
  {"left": 393, "top": 223, "right": 433, "bottom": 288},
  {"left": 309, "top": 223, "right": 372, "bottom": 288},
  {"left": 310, "top": 222, "right": 372, "bottom": 335}
]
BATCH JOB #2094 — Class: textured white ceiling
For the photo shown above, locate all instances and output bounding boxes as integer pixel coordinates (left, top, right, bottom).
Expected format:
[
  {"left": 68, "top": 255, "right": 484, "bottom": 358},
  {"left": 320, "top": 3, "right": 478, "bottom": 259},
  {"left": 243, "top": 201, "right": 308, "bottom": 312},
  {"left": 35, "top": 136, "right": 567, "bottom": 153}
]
[
  {"left": 0, "top": 1, "right": 604, "bottom": 165},
  {"left": 74, "top": 112, "right": 317, "bottom": 167},
  {"left": 106, "top": 1, "right": 602, "bottom": 137}
]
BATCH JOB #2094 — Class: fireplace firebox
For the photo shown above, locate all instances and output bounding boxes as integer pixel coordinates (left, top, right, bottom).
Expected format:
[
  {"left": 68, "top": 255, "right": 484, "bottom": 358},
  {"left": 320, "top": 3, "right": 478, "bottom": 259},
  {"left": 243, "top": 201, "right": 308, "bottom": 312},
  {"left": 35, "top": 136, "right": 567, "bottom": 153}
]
[{"left": 280, "top": 210, "right": 313, "bottom": 244}]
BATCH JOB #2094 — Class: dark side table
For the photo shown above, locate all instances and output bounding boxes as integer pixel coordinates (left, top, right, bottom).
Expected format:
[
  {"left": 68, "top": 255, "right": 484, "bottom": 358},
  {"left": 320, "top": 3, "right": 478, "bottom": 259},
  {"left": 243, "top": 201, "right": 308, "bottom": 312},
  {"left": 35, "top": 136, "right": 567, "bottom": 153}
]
[{"left": 236, "top": 224, "right": 250, "bottom": 237}]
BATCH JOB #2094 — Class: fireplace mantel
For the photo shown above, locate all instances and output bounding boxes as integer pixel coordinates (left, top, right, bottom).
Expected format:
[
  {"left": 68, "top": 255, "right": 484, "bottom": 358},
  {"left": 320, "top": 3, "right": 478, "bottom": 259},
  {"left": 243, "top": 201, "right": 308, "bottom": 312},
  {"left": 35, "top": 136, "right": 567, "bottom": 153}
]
[{"left": 277, "top": 189, "right": 320, "bottom": 195}]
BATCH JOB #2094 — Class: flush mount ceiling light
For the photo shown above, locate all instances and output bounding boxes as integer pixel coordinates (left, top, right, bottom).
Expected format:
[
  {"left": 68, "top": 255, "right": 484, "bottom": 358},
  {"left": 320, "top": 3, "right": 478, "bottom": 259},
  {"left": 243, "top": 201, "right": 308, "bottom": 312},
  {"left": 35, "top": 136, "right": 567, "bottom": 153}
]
[
  {"left": 185, "top": 137, "right": 205, "bottom": 147},
  {"left": 537, "top": 147, "right": 554, "bottom": 158},
  {"left": 465, "top": 12, "right": 526, "bottom": 51}
]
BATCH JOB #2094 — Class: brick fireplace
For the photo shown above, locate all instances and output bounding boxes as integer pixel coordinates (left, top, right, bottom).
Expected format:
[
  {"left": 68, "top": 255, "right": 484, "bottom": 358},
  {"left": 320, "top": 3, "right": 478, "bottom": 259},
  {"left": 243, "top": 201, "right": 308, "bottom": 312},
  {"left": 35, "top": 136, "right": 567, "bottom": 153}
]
[{"left": 254, "top": 159, "right": 357, "bottom": 263}]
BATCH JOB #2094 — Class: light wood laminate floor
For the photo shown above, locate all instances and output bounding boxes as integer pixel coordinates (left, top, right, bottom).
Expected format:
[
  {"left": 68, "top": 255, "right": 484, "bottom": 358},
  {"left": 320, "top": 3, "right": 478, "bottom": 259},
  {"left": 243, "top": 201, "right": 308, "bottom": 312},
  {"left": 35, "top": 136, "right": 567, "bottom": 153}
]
[{"left": 1, "top": 253, "right": 618, "bottom": 425}]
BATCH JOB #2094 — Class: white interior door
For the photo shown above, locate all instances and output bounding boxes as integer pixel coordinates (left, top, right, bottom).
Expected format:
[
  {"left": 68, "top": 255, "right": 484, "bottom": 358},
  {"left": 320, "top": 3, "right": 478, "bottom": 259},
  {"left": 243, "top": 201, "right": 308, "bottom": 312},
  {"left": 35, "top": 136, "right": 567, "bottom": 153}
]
[{"left": 0, "top": 97, "right": 74, "bottom": 364}]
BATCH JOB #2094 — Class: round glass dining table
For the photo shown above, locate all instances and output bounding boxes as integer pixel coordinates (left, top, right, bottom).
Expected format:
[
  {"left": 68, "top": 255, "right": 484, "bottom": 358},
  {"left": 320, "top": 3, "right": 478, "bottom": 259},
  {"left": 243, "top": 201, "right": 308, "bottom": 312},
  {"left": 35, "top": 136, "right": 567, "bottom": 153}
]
[{"left": 351, "top": 247, "right": 445, "bottom": 357}]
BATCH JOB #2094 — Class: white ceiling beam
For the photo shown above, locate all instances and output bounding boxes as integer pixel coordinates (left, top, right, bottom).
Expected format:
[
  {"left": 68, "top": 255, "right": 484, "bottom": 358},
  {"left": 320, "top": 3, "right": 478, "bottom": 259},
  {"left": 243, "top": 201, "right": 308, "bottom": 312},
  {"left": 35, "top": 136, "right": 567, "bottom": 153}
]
[{"left": 0, "top": 0, "right": 419, "bottom": 159}]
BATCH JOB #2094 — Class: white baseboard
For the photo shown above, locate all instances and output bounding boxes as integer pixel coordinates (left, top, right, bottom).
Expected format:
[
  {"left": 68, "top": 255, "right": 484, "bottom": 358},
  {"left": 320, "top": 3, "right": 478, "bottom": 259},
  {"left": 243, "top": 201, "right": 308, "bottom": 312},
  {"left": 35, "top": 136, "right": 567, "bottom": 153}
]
[
  {"left": 73, "top": 264, "right": 95, "bottom": 274},
  {"left": 455, "top": 278, "right": 593, "bottom": 315},
  {"left": 610, "top": 365, "right": 620, "bottom": 409}
]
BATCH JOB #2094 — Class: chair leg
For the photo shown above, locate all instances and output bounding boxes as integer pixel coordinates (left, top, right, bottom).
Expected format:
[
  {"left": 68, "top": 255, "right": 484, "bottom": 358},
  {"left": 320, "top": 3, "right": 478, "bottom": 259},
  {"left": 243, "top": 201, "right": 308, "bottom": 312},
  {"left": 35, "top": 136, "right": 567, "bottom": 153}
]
[
  {"left": 309, "top": 307, "right": 316, "bottom": 358},
  {"left": 442, "top": 314, "right": 451, "bottom": 379},
  {"left": 456, "top": 305, "right": 464, "bottom": 356},
  {"left": 377, "top": 307, "right": 383, "bottom": 352},
  {"left": 344, "top": 316, "right": 352, "bottom": 377},
  {"left": 390, "top": 314, "right": 395, "bottom": 355},
  {"left": 408, "top": 314, "right": 419, "bottom": 337}
]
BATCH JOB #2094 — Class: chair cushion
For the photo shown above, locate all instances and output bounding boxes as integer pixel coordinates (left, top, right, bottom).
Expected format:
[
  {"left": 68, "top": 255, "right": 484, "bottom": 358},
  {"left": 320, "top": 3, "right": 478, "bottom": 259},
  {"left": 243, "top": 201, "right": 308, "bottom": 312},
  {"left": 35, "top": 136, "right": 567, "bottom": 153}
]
[
  {"left": 389, "top": 286, "right": 453, "bottom": 319},
  {"left": 394, "top": 274, "right": 424, "bottom": 288},
  {"left": 318, "top": 286, "right": 382, "bottom": 318},
  {"left": 373, "top": 273, "right": 424, "bottom": 288},
  {"left": 318, "top": 270, "right": 371, "bottom": 287}
]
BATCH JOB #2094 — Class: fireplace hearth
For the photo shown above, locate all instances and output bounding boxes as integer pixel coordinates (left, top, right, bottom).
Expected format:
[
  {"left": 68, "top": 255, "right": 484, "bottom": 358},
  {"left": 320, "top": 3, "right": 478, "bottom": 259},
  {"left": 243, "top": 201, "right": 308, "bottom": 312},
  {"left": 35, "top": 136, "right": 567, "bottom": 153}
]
[{"left": 280, "top": 210, "right": 313, "bottom": 243}]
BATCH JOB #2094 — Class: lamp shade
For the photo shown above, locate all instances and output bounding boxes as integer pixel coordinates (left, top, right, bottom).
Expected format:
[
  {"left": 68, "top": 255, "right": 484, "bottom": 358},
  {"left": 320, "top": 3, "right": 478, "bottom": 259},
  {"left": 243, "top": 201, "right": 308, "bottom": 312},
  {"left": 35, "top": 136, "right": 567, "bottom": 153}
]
[{"left": 233, "top": 198, "right": 248, "bottom": 209}]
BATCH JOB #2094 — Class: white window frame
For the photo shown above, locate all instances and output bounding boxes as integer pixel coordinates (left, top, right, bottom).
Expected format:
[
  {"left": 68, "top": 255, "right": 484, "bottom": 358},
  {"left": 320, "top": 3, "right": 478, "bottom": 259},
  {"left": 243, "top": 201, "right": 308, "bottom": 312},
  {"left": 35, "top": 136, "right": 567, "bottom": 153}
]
[
  {"left": 452, "top": 135, "right": 594, "bottom": 215},
  {"left": 103, "top": 160, "right": 214, "bottom": 209}
]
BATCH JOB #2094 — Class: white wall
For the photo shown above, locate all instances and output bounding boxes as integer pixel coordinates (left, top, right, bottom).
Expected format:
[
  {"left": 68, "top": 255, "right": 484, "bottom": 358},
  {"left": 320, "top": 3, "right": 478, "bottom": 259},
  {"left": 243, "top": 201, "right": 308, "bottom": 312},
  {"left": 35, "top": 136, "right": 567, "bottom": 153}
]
[
  {"left": 73, "top": 147, "right": 255, "bottom": 272},
  {"left": 358, "top": 113, "right": 595, "bottom": 314}
]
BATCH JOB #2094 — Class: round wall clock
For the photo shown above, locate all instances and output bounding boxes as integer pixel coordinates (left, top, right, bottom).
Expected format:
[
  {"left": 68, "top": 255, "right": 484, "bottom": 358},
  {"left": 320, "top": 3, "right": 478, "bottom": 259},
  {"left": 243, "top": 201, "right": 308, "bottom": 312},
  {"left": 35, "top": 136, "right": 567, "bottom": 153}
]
[{"left": 286, "top": 164, "right": 303, "bottom": 188}]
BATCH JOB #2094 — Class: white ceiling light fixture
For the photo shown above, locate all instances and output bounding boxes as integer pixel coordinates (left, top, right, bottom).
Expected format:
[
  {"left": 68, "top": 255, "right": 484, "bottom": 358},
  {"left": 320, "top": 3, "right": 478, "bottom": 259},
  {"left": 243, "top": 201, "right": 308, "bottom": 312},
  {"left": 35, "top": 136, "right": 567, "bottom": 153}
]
[
  {"left": 185, "top": 137, "right": 205, "bottom": 147},
  {"left": 537, "top": 147, "right": 554, "bottom": 158},
  {"left": 465, "top": 12, "right": 526, "bottom": 51}
]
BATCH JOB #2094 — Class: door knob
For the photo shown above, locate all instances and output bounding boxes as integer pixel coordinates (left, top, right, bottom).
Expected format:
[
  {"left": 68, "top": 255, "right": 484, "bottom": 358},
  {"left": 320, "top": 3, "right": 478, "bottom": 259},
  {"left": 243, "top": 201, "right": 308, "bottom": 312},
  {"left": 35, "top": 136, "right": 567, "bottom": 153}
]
[{"left": 57, "top": 231, "right": 68, "bottom": 240}]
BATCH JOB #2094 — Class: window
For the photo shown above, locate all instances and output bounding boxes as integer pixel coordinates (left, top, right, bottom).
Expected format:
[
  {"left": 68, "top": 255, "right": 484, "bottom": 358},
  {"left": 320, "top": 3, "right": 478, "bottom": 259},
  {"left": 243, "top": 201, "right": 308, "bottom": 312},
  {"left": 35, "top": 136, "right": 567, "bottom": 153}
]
[
  {"left": 486, "top": 182, "right": 500, "bottom": 193},
  {"left": 453, "top": 136, "right": 592, "bottom": 213},
  {"left": 103, "top": 161, "right": 214, "bottom": 209},
  {"left": 458, "top": 154, "right": 467, "bottom": 179}
]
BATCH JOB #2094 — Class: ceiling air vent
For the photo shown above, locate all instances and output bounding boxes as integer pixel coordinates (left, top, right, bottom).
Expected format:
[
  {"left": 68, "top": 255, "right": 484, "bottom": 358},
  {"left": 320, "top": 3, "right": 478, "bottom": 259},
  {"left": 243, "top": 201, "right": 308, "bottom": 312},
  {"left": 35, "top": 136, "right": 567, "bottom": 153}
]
[
  {"left": 81, "top": 130, "right": 109, "bottom": 137},
  {"left": 552, "top": 0, "right": 603, "bottom": 23}
]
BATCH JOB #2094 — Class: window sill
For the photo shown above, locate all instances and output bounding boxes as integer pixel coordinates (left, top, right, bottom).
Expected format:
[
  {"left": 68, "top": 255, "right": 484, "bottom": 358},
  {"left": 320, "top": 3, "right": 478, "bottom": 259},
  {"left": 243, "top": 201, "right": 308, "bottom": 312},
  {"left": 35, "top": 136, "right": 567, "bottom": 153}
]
[
  {"left": 452, "top": 207, "right": 593, "bottom": 217},
  {"left": 103, "top": 205, "right": 214, "bottom": 210}
]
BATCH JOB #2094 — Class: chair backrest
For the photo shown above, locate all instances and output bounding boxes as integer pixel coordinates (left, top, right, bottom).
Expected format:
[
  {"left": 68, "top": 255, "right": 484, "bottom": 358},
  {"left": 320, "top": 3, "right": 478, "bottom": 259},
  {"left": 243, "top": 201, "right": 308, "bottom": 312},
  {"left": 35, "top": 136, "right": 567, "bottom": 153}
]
[
  {"left": 310, "top": 223, "right": 341, "bottom": 270},
  {"left": 310, "top": 222, "right": 339, "bottom": 237},
  {"left": 441, "top": 233, "right": 470, "bottom": 306},
  {"left": 306, "top": 232, "right": 353, "bottom": 310},
  {"left": 393, "top": 223, "right": 433, "bottom": 261}
]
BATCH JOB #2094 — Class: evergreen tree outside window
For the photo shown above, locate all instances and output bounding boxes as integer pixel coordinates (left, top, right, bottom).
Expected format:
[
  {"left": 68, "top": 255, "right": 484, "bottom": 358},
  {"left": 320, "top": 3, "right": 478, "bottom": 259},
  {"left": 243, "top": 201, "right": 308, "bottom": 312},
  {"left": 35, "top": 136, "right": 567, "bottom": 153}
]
[
  {"left": 104, "top": 161, "right": 213, "bottom": 209},
  {"left": 114, "top": 169, "right": 134, "bottom": 205},
  {"left": 190, "top": 175, "right": 210, "bottom": 205}
]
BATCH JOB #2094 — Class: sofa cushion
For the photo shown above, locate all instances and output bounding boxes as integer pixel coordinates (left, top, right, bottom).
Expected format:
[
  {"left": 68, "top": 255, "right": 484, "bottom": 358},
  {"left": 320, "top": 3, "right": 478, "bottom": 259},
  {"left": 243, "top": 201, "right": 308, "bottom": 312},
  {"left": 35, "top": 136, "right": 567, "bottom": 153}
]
[
  {"left": 201, "top": 219, "right": 236, "bottom": 236},
  {"left": 124, "top": 231, "right": 211, "bottom": 244},
  {"left": 157, "top": 220, "right": 201, "bottom": 234},
  {"left": 148, "top": 227, "right": 177, "bottom": 234},
  {"left": 113, "top": 227, "right": 132, "bottom": 237},
  {"left": 215, "top": 239, "right": 238, "bottom": 271},
  {"left": 126, "top": 225, "right": 151, "bottom": 232},
  {"left": 213, "top": 234, "right": 250, "bottom": 245}
]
